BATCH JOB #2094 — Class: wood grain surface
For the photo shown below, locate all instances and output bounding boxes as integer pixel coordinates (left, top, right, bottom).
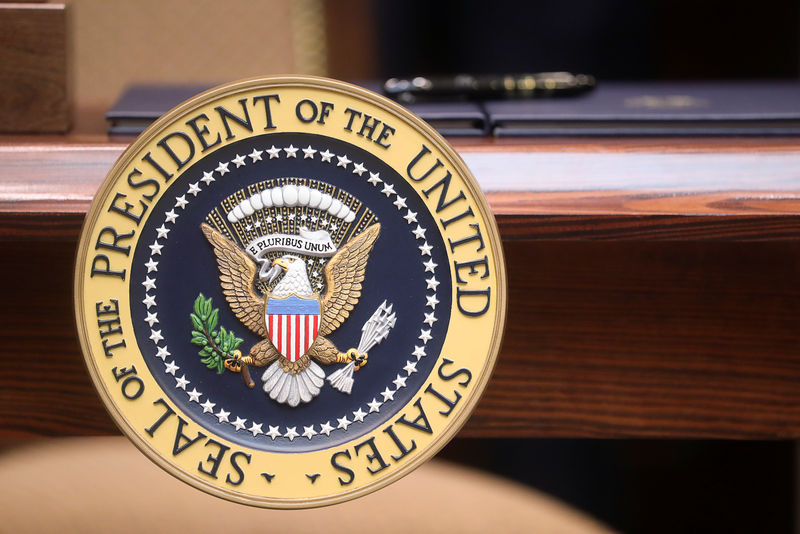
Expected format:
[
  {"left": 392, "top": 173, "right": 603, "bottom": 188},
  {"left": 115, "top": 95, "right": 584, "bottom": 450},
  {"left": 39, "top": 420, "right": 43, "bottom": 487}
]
[
  {"left": 465, "top": 240, "right": 800, "bottom": 439},
  {"left": 0, "top": 4, "right": 68, "bottom": 133},
  {"left": 1, "top": 136, "right": 799, "bottom": 439},
  {"left": 3, "top": 136, "right": 800, "bottom": 238},
  {"left": 2, "top": 238, "right": 799, "bottom": 439}
]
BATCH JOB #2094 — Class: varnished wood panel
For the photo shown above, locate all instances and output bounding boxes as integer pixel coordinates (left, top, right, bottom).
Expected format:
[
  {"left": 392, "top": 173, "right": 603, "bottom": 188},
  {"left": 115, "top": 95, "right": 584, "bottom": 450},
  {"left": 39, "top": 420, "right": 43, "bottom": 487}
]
[
  {"left": 0, "top": 4, "right": 68, "bottom": 132},
  {"left": 2, "top": 238, "right": 799, "bottom": 439},
  {"left": 4, "top": 137, "right": 800, "bottom": 239},
  {"left": 498, "top": 215, "right": 800, "bottom": 241},
  {"left": 1, "top": 136, "right": 800, "bottom": 439},
  {"left": 6, "top": 213, "right": 800, "bottom": 243},
  {"left": 0, "top": 241, "right": 111, "bottom": 437},
  {"left": 464, "top": 240, "right": 800, "bottom": 439}
]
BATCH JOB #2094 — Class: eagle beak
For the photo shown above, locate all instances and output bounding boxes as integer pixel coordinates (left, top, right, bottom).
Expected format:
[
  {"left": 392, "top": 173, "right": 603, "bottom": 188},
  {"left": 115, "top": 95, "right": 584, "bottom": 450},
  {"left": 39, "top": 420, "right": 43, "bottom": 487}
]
[{"left": 273, "top": 258, "right": 290, "bottom": 270}]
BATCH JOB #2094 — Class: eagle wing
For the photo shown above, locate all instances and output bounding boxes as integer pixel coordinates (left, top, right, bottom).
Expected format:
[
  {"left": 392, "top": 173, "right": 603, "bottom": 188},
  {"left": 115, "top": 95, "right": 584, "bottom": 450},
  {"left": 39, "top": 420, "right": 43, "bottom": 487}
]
[
  {"left": 318, "top": 223, "right": 381, "bottom": 337},
  {"left": 201, "top": 223, "right": 267, "bottom": 338}
]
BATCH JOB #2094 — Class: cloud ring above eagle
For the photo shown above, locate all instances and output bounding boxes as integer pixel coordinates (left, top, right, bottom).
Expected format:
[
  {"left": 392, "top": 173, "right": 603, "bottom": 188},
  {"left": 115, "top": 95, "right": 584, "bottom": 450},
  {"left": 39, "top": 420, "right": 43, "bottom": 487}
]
[{"left": 227, "top": 184, "right": 357, "bottom": 224}]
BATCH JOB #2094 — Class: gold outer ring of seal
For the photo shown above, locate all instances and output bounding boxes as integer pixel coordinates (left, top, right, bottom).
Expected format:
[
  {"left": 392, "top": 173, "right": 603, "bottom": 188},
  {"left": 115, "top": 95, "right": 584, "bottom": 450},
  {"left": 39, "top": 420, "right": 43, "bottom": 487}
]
[{"left": 74, "top": 75, "right": 508, "bottom": 508}]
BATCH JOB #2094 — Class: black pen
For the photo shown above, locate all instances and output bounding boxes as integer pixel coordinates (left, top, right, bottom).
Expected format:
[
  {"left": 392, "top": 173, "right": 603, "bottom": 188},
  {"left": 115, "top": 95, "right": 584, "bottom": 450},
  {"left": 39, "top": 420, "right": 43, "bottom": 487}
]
[{"left": 383, "top": 72, "right": 596, "bottom": 103}]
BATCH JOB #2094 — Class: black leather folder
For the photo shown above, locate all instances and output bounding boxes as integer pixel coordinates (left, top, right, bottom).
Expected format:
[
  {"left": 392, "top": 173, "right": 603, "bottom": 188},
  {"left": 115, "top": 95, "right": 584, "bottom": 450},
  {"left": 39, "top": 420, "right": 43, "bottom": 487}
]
[
  {"left": 107, "top": 84, "right": 487, "bottom": 136},
  {"left": 485, "top": 82, "right": 800, "bottom": 136},
  {"left": 106, "top": 85, "right": 212, "bottom": 135}
]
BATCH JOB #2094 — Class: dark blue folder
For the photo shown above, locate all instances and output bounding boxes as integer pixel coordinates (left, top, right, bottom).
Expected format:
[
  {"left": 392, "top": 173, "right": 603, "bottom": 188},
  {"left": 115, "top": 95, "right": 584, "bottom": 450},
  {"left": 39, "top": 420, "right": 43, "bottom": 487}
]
[
  {"left": 485, "top": 82, "right": 800, "bottom": 136},
  {"left": 107, "top": 84, "right": 487, "bottom": 136}
]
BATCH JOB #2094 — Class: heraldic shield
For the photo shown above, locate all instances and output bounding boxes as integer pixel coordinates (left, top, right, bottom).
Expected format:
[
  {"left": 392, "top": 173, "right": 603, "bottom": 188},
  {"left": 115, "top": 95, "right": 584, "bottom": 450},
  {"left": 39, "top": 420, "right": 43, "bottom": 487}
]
[{"left": 266, "top": 296, "right": 321, "bottom": 363}]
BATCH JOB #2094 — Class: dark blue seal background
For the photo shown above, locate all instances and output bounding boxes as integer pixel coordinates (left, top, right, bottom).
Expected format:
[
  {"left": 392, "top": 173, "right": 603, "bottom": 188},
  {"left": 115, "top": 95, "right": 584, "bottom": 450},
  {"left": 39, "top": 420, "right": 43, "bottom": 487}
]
[{"left": 130, "top": 133, "right": 452, "bottom": 453}]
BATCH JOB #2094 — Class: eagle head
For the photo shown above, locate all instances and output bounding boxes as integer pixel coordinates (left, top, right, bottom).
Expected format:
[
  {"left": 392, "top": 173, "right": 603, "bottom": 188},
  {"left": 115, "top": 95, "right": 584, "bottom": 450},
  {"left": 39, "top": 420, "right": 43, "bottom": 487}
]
[{"left": 267, "top": 255, "right": 313, "bottom": 297}]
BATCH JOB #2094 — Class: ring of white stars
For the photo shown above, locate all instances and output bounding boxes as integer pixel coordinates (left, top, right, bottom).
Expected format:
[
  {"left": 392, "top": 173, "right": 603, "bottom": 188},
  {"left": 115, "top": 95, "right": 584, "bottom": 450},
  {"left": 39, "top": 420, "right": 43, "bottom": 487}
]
[{"left": 140, "top": 144, "right": 442, "bottom": 443}]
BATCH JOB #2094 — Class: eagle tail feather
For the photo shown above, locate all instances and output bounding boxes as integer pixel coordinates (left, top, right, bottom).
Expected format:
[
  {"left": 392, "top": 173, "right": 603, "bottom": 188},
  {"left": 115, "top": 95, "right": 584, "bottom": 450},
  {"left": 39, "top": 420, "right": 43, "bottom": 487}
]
[
  {"left": 297, "top": 367, "right": 323, "bottom": 398},
  {"left": 261, "top": 360, "right": 324, "bottom": 407},
  {"left": 261, "top": 361, "right": 284, "bottom": 391},
  {"left": 273, "top": 372, "right": 292, "bottom": 404}
]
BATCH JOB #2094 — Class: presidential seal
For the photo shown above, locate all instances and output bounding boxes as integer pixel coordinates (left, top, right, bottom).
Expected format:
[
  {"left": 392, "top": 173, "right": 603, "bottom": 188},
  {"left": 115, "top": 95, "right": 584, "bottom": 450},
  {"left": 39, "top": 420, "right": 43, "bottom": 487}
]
[{"left": 74, "top": 76, "right": 506, "bottom": 508}]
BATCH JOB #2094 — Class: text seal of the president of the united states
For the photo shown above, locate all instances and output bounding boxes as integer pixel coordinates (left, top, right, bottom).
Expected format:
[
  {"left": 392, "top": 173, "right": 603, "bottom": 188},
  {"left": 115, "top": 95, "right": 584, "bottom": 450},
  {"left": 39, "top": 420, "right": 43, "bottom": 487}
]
[{"left": 75, "top": 76, "right": 507, "bottom": 508}]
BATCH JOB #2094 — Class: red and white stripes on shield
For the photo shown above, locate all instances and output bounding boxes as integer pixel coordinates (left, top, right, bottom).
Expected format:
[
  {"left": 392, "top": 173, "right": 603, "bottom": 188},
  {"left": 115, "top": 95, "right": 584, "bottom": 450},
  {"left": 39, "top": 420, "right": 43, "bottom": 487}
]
[{"left": 268, "top": 312, "right": 320, "bottom": 362}]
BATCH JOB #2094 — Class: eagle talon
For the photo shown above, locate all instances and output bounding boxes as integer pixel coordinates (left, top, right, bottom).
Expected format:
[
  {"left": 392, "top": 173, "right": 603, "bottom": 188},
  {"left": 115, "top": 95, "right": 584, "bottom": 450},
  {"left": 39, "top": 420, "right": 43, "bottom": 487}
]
[
  {"left": 224, "top": 355, "right": 242, "bottom": 372},
  {"left": 224, "top": 350, "right": 253, "bottom": 372},
  {"left": 335, "top": 348, "right": 355, "bottom": 364},
  {"left": 334, "top": 348, "right": 368, "bottom": 370}
]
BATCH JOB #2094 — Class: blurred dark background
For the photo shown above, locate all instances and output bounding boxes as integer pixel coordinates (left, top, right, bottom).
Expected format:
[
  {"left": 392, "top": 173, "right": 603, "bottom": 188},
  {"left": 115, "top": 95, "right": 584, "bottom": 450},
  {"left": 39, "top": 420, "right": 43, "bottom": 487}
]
[
  {"left": 439, "top": 439, "right": 794, "bottom": 533},
  {"left": 330, "top": 0, "right": 799, "bottom": 81},
  {"left": 329, "top": 1, "right": 800, "bottom": 532}
]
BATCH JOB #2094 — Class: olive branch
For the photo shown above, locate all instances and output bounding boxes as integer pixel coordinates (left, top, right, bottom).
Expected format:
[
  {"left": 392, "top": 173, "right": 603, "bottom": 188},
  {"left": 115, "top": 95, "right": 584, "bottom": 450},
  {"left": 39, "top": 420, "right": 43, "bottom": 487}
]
[{"left": 190, "top": 294, "right": 243, "bottom": 374}]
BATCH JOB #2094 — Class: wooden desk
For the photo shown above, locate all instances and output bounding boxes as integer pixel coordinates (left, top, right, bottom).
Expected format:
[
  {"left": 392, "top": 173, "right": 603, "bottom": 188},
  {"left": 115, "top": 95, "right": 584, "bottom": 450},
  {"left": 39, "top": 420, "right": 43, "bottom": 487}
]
[{"left": 2, "top": 136, "right": 799, "bottom": 440}]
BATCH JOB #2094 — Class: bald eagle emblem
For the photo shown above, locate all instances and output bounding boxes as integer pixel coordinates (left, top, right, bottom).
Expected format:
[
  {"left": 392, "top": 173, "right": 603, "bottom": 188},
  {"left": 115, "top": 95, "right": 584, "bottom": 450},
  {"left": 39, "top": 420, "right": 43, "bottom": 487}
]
[{"left": 200, "top": 222, "right": 395, "bottom": 407}]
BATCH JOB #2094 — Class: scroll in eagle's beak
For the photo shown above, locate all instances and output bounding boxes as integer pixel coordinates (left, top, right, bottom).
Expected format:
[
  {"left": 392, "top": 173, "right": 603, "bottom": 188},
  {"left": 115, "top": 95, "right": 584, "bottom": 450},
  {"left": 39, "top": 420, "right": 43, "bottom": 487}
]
[
  {"left": 266, "top": 258, "right": 289, "bottom": 283},
  {"left": 258, "top": 262, "right": 281, "bottom": 283},
  {"left": 263, "top": 264, "right": 278, "bottom": 283}
]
